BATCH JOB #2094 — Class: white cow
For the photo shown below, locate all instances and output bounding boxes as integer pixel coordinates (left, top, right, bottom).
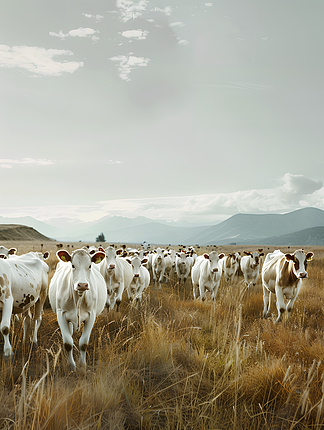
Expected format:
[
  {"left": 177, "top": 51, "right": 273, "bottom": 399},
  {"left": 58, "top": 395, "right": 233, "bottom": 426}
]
[
  {"left": 49, "top": 249, "right": 106, "bottom": 370},
  {"left": 6, "top": 251, "right": 49, "bottom": 347},
  {"left": 175, "top": 252, "right": 193, "bottom": 285},
  {"left": 152, "top": 247, "right": 168, "bottom": 289},
  {"left": 0, "top": 259, "right": 14, "bottom": 358},
  {"left": 221, "top": 253, "right": 240, "bottom": 283},
  {"left": 262, "top": 249, "right": 314, "bottom": 323},
  {"left": 98, "top": 246, "right": 133, "bottom": 311},
  {"left": 240, "top": 250, "right": 264, "bottom": 287},
  {"left": 191, "top": 251, "right": 225, "bottom": 300},
  {"left": 125, "top": 256, "right": 150, "bottom": 303},
  {"left": 164, "top": 249, "right": 177, "bottom": 282}
]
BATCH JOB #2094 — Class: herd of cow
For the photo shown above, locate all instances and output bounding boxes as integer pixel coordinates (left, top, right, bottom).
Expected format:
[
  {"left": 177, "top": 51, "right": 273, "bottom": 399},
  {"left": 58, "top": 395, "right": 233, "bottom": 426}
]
[{"left": 0, "top": 244, "right": 314, "bottom": 370}]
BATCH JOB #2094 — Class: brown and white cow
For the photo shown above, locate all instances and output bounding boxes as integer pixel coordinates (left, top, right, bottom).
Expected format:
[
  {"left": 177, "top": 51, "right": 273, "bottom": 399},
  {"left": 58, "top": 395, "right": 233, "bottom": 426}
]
[
  {"left": 240, "top": 249, "right": 264, "bottom": 287},
  {"left": 261, "top": 249, "right": 314, "bottom": 323},
  {"left": 221, "top": 253, "right": 240, "bottom": 283}
]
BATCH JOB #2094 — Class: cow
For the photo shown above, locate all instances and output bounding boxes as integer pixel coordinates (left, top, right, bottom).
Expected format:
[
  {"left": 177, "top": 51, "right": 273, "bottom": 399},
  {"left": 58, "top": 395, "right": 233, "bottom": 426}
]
[
  {"left": 48, "top": 248, "right": 106, "bottom": 370},
  {"left": 175, "top": 251, "right": 193, "bottom": 285},
  {"left": 0, "top": 258, "right": 14, "bottom": 359},
  {"left": 221, "top": 253, "right": 240, "bottom": 283},
  {"left": 191, "top": 251, "right": 225, "bottom": 300},
  {"left": 1, "top": 251, "right": 49, "bottom": 351},
  {"left": 0, "top": 246, "right": 17, "bottom": 258},
  {"left": 240, "top": 250, "right": 264, "bottom": 287},
  {"left": 261, "top": 249, "right": 314, "bottom": 323},
  {"left": 125, "top": 256, "right": 150, "bottom": 304},
  {"left": 98, "top": 246, "right": 133, "bottom": 311},
  {"left": 152, "top": 247, "right": 168, "bottom": 289}
]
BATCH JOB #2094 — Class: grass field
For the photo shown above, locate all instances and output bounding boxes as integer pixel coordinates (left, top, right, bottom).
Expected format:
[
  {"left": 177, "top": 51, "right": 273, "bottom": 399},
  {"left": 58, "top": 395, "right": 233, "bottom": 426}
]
[{"left": 1, "top": 241, "right": 324, "bottom": 429}]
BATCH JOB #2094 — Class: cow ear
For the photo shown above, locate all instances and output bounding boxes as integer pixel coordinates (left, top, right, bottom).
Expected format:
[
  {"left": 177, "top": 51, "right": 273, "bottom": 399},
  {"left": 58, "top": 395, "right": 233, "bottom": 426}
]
[
  {"left": 219, "top": 253, "right": 225, "bottom": 259},
  {"left": 203, "top": 253, "right": 209, "bottom": 259},
  {"left": 258, "top": 248, "right": 263, "bottom": 253},
  {"left": 306, "top": 252, "right": 314, "bottom": 261},
  {"left": 116, "top": 249, "right": 123, "bottom": 256},
  {"left": 285, "top": 253, "right": 295, "bottom": 262},
  {"left": 125, "top": 259, "right": 132, "bottom": 265},
  {"left": 98, "top": 247, "right": 105, "bottom": 252},
  {"left": 141, "top": 258, "right": 148, "bottom": 265},
  {"left": 91, "top": 251, "right": 106, "bottom": 264},
  {"left": 260, "top": 253, "right": 264, "bottom": 257},
  {"left": 243, "top": 251, "right": 250, "bottom": 256},
  {"left": 0, "top": 254, "right": 6, "bottom": 259},
  {"left": 57, "top": 250, "right": 71, "bottom": 263},
  {"left": 43, "top": 252, "right": 50, "bottom": 259},
  {"left": 8, "top": 248, "right": 17, "bottom": 255}
]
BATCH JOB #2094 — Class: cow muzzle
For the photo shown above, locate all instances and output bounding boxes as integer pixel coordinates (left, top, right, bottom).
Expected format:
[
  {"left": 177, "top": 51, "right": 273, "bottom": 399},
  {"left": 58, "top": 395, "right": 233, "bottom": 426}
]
[
  {"left": 212, "top": 268, "right": 218, "bottom": 273},
  {"left": 298, "top": 272, "right": 308, "bottom": 279},
  {"left": 76, "top": 283, "right": 89, "bottom": 293},
  {"left": 134, "top": 274, "right": 139, "bottom": 278},
  {"left": 109, "top": 264, "right": 115, "bottom": 270}
]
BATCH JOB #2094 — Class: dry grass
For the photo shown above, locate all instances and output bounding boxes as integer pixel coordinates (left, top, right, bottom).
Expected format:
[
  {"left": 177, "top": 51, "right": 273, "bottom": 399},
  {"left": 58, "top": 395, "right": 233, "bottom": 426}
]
[{"left": 0, "top": 241, "right": 324, "bottom": 429}]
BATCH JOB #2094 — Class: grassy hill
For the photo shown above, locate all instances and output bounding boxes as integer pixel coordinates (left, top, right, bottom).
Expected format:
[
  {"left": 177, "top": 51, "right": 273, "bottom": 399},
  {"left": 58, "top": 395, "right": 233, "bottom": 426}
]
[{"left": 0, "top": 224, "right": 54, "bottom": 241}]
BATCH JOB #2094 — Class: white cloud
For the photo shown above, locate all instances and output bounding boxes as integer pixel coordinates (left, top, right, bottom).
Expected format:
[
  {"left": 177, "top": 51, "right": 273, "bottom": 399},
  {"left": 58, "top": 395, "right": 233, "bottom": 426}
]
[
  {"left": 2, "top": 173, "right": 323, "bottom": 225},
  {"left": 0, "top": 45, "right": 83, "bottom": 76},
  {"left": 121, "top": 29, "right": 148, "bottom": 40},
  {"left": 0, "top": 158, "right": 55, "bottom": 168},
  {"left": 110, "top": 53, "right": 150, "bottom": 81},
  {"left": 116, "top": 0, "right": 149, "bottom": 22},
  {"left": 69, "top": 27, "right": 98, "bottom": 38},
  {"left": 82, "top": 13, "right": 104, "bottom": 22},
  {"left": 50, "top": 27, "right": 99, "bottom": 40},
  {"left": 276, "top": 173, "right": 323, "bottom": 204}
]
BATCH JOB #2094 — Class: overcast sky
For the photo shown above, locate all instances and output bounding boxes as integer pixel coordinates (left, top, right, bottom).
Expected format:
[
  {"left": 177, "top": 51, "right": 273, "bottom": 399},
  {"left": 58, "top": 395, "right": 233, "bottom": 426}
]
[{"left": 1, "top": 0, "right": 324, "bottom": 224}]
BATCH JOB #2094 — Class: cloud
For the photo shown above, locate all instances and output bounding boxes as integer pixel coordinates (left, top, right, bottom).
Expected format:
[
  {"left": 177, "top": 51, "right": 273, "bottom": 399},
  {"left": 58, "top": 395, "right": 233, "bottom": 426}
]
[
  {"left": 121, "top": 29, "right": 148, "bottom": 40},
  {"left": 276, "top": 173, "right": 323, "bottom": 204},
  {"left": 50, "top": 27, "right": 99, "bottom": 42},
  {"left": 2, "top": 173, "right": 323, "bottom": 225},
  {"left": 0, "top": 45, "right": 83, "bottom": 76},
  {"left": 82, "top": 13, "right": 104, "bottom": 22},
  {"left": 0, "top": 158, "right": 55, "bottom": 168},
  {"left": 116, "top": 0, "right": 149, "bottom": 22},
  {"left": 110, "top": 53, "right": 150, "bottom": 81}
]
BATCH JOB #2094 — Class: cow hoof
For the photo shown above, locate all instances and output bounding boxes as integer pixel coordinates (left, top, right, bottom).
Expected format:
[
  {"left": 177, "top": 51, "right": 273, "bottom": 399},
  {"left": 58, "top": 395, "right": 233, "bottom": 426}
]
[{"left": 4, "top": 353, "right": 14, "bottom": 363}]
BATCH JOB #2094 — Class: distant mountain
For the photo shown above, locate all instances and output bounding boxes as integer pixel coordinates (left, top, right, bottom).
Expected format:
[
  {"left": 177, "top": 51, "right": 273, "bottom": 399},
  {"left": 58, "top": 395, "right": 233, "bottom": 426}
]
[
  {"left": 185, "top": 207, "right": 324, "bottom": 245},
  {"left": 0, "top": 216, "right": 64, "bottom": 239},
  {"left": 255, "top": 226, "right": 324, "bottom": 246},
  {"left": 0, "top": 224, "right": 54, "bottom": 242},
  {"left": 1, "top": 207, "right": 324, "bottom": 245}
]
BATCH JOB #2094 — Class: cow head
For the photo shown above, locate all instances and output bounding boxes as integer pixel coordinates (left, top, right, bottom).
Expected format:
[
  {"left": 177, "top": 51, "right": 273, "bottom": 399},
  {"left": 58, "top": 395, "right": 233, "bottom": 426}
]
[
  {"left": 244, "top": 250, "right": 264, "bottom": 267},
  {"left": 126, "top": 256, "right": 148, "bottom": 278},
  {"left": 285, "top": 249, "right": 314, "bottom": 279},
  {"left": 57, "top": 249, "right": 105, "bottom": 295},
  {"left": 204, "top": 251, "right": 225, "bottom": 272}
]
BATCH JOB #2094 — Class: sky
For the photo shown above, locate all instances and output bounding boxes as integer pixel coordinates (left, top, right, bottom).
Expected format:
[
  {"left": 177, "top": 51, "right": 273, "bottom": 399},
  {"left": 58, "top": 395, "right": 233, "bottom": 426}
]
[{"left": 1, "top": 0, "right": 324, "bottom": 225}]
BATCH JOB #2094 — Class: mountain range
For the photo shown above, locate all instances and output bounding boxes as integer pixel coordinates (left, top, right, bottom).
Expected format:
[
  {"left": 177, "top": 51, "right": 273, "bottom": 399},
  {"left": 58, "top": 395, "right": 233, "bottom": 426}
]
[{"left": 1, "top": 207, "right": 324, "bottom": 245}]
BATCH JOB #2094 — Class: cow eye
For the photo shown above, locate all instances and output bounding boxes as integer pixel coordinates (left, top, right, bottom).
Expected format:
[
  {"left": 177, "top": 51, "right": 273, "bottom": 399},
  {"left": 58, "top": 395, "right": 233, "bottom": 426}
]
[
  {"left": 89, "top": 265, "right": 92, "bottom": 269},
  {"left": 72, "top": 264, "right": 75, "bottom": 269}
]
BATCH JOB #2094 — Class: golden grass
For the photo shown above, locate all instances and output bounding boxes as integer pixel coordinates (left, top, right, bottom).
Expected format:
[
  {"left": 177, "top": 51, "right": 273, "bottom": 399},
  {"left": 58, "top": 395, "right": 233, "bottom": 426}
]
[{"left": 0, "top": 242, "right": 324, "bottom": 428}]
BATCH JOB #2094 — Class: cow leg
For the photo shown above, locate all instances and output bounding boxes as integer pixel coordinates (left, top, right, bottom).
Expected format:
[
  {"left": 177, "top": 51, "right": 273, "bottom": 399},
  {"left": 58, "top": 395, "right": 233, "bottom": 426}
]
[
  {"left": 286, "top": 284, "right": 301, "bottom": 319},
  {"left": 158, "top": 270, "right": 164, "bottom": 289},
  {"left": 199, "top": 278, "right": 206, "bottom": 301},
  {"left": 274, "top": 285, "right": 286, "bottom": 323},
  {"left": 262, "top": 286, "right": 271, "bottom": 318},
  {"left": 1, "top": 296, "right": 14, "bottom": 359},
  {"left": 32, "top": 287, "right": 47, "bottom": 346},
  {"left": 211, "top": 281, "right": 220, "bottom": 300},
  {"left": 57, "top": 310, "right": 76, "bottom": 370},
  {"left": 23, "top": 310, "right": 31, "bottom": 344},
  {"left": 192, "top": 281, "right": 199, "bottom": 299},
  {"left": 116, "top": 282, "right": 124, "bottom": 312},
  {"left": 79, "top": 312, "right": 96, "bottom": 367}
]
